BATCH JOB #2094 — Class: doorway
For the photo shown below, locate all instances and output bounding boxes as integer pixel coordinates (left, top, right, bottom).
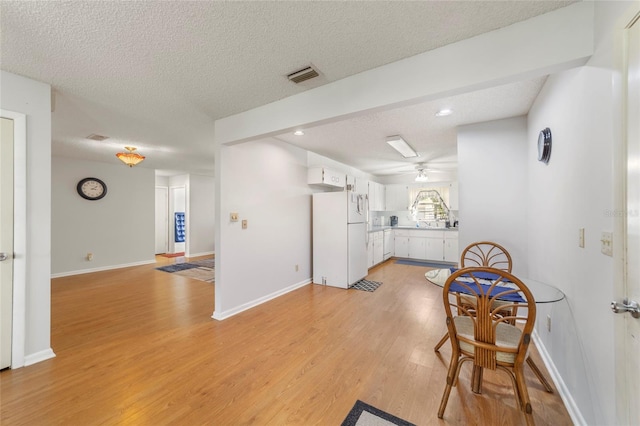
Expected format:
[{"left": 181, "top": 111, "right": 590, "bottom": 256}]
[{"left": 1, "top": 117, "right": 14, "bottom": 369}]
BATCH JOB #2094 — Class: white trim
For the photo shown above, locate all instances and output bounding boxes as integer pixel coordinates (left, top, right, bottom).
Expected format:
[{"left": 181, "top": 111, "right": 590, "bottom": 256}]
[
  {"left": 212, "top": 279, "right": 311, "bottom": 321},
  {"left": 51, "top": 259, "right": 156, "bottom": 278},
  {"left": 23, "top": 348, "right": 56, "bottom": 366},
  {"left": 533, "top": 330, "right": 586, "bottom": 425},
  {"left": 186, "top": 251, "right": 214, "bottom": 258},
  {"left": 1, "top": 109, "right": 26, "bottom": 369}
]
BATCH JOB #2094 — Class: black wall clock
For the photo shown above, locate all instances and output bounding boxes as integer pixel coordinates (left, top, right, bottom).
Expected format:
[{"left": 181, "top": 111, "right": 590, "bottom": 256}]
[
  {"left": 77, "top": 177, "right": 107, "bottom": 200},
  {"left": 537, "top": 127, "right": 552, "bottom": 164}
]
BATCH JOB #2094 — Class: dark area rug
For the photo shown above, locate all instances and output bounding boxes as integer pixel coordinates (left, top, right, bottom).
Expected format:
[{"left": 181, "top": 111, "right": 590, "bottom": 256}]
[
  {"left": 156, "top": 263, "right": 199, "bottom": 273},
  {"left": 394, "top": 258, "right": 455, "bottom": 269},
  {"left": 156, "top": 258, "right": 215, "bottom": 283},
  {"left": 350, "top": 279, "right": 382, "bottom": 292},
  {"left": 341, "top": 400, "right": 415, "bottom": 426}
]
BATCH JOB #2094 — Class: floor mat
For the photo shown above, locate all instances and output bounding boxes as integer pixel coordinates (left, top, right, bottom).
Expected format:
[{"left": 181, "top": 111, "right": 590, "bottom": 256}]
[
  {"left": 394, "top": 258, "right": 455, "bottom": 269},
  {"left": 350, "top": 279, "right": 382, "bottom": 292}
]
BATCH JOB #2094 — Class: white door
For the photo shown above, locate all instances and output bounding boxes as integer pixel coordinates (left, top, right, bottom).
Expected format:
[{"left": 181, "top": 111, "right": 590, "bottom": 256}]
[
  {"left": 623, "top": 13, "right": 640, "bottom": 424},
  {"left": 0, "top": 117, "right": 14, "bottom": 370},
  {"left": 614, "top": 11, "right": 640, "bottom": 424},
  {"left": 155, "top": 187, "right": 168, "bottom": 254}
]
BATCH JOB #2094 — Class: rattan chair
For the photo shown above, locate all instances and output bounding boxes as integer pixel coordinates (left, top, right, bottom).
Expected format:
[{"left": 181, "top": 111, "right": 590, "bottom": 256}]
[
  {"left": 433, "top": 241, "right": 553, "bottom": 393},
  {"left": 437, "top": 267, "right": 536, "bottom": 425},
  {"left": 434, "top": 241, "right": 513, "bottom": 352}
]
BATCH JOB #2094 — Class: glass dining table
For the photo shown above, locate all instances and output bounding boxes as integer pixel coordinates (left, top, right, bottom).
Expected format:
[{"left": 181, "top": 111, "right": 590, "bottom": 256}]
[
  {"left": 425, "top": 267, "right": 565, "bottom": 394},
  {"left": 424, "top": 268, "right": 565, "bottom": 303}
]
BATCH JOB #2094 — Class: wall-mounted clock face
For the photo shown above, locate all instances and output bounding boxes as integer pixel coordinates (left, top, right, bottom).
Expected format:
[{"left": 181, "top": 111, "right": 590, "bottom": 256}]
[
  {"left": 77, "top": 177, "right": 107, "bottom": 200},
  {"left": 537, "top": 127, "right": 552, "bottom": 164}
]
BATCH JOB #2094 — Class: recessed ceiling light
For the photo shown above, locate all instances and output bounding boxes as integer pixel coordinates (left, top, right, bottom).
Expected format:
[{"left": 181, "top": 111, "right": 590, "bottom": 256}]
[
  {"left": 435, "top": 109, "right": 453, "bottom": 117},
  {"left": 294, "top": 130, "right": 304, "bottom": 136}
]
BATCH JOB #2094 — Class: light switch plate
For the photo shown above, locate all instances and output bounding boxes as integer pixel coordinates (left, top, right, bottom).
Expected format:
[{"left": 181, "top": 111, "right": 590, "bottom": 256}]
[
  {"left": 230, "top": 212, "right": 239, "bottom": 222},
  {"left": 242, "top": 219, "right": 248, "bottom": 229},
  {"left": 601, "top": 231, "right": 613, "bottom": 256},
  {"left": 578, "top": 228, "right": 585, "bottom": 248}
]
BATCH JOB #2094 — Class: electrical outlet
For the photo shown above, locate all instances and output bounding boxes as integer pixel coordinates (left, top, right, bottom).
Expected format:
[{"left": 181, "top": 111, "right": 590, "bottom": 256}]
[
  {"left": 578, "top": 228, "right": 585, "bottom": 248},
  {"left": 242, "top": 219, "right": 248, "bottom": 229},
  {"left": 547, "top": 315, "right": 551, "bottom": 332},
  {"left": 295, "top": 264, "right": 299, "bottom": 272},
  {"left": 230, "top": 212, "right": 239, "bottom": 222},
  {"left": 86, "top": 252, "right": 93, "bottom": 261},
  {"left": 601, "top": 232, "right": 613, "bottom": 257}
]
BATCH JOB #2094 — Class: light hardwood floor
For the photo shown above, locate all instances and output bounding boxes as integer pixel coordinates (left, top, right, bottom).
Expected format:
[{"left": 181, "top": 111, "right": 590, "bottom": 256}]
[{"left": 1, "top": 257, "right": 572, "bottom": 425}]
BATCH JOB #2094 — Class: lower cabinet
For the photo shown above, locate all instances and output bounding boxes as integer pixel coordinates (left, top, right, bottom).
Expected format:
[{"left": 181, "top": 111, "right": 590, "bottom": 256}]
[
  {"left": 368, "top": 231, "right": 385, "bottom": 268},
  {"left": 444, "top": 234, "right": 459, "bottom": 263},
  {"left": 393, "top": 229, "right": 459, "bottom": 262},
  {"left": 394, "top": 235, "right": 409, "bottom": 258}
]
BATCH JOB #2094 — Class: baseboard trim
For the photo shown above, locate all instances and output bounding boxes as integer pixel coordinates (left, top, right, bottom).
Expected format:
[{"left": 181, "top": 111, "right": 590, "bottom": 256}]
[
  {"left": 24, "top": 348, "right": 56, "bottom": 367},
  {"left": 533, "top": 331, "right": 586, "bottom": 425},
  {"left": 186, "top": 251, "right": 214, "bottom": 258},
  {"left": 212, "top": 278, "right": 311, "bottom": 321},
  {"left": 51, "top": 259, "right": 156, "bottom": 278}
]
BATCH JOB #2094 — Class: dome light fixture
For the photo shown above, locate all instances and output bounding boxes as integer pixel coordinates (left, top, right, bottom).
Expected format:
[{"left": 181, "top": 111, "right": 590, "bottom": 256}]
[{"left": 116, "top": 146, "right": 145, "bottom": 167}]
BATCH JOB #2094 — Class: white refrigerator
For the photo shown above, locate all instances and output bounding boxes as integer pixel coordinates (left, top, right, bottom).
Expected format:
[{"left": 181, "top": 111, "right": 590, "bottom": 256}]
[{"left": 312, "top": 190, "right": 368, "bottom": 289}]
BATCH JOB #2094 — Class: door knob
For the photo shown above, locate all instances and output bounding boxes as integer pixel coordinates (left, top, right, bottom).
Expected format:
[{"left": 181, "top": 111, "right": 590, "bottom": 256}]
[
  {"left": 611, "top": 298, "right": 640, "bottom": 318},
  {"left": 0, "top": 252, "right": 9, "bottom": 261}
]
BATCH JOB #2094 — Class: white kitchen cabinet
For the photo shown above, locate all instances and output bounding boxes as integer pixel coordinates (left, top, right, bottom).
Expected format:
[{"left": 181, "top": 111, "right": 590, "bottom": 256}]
[
  {"left": 408, "top": 237, "right": 426, "bottom": 260},
  {"left": 374, "top": 232, "right": 384, "bottom": 265},
  {"left": 383, "top": 229, "right": 393, "bottom": 259},
  {"left": 394, "top": 230, "right": 410, "bottom": 258},
  {"left": 367, "top": 231, "right": 384, "bottom": 267},
  {"left": 307, "top": 167, "right": 345, "bottom": 188},
  {"left": 425, "top": 237, "right": 443, "bottom": 261},
  {"left": 392, "top": 229, "right": 457, "bottom": 263},
  {"left": 444, "top": 231, "right": 459, "bottom": 263},
  {"left": 368, "top": 181, "right": 385, "bottom": 211},
  {"left": 385, "top": 184, "right": 409, "bottom": 211},
  {"left": 449, "top": 182, "right": 459, "bottom": 210}
]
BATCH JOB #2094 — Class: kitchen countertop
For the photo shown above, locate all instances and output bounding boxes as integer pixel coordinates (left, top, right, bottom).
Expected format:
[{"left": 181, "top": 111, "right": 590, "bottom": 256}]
[{"left": 368, "top": 226, "right": 459, "bottom": 233}]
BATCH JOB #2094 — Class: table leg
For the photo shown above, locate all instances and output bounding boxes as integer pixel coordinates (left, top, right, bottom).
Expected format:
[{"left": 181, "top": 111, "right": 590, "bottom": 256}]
[{"left": 471, "top": 365, "right": 484, "bottom": 394}]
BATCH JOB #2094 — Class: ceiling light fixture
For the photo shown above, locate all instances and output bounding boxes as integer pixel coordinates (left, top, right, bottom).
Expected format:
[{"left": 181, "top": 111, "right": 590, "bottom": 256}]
[
  {"left": 116, "top": 146, "right": 145, "bottom": 167},
  {"left": 415, "top": 167, "right": 429, "bottom": 182},
  {"left": 435, "top": 108, "right": 453, "bottom": 117},
  {"left": 386, "top": 135, "right": 418, "bottom": 158},
  {"left": 294, "top": 130, "right": 305, "bottom": 136}
]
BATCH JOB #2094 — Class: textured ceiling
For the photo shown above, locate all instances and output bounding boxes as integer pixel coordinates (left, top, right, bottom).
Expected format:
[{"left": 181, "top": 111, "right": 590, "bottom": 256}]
[{"left": 0, "top": 1, "right": 575, "bottom": 176}]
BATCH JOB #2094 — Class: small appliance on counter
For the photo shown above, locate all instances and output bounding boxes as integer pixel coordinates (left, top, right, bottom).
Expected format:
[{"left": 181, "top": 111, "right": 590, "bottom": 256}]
[{"left": 390, "top": 216, "right": 398, "bottom": 226}]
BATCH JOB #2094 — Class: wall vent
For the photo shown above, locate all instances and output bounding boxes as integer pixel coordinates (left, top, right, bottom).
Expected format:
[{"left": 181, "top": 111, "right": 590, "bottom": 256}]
[
  {"left": 86, "top": 134, "right": 109, "bottom": 141},
  {"left": 287, "top": 66, "right": 319, "bottom": 84}
]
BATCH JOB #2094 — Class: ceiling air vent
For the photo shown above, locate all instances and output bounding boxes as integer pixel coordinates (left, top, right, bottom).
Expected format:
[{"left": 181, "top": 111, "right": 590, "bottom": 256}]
[
  {"left": 287, "top": 66, "right": 319, "bottom": 84},
  {"left": 86, "top": 134, "right": 109, "bottom": 141}
]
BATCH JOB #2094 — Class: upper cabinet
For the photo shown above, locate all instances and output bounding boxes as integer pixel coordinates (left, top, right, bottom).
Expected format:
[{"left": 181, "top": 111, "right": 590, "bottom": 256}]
[
  {"left": 308, "top": 167, "right": 345, "bottom": 188},
  {"left": 385, "top": 184, "right": 409, "bottom": 211},
  {"left": 368, "top": 181, "right": 385, "bottom": 211},
  {"left": 449, "top": 182, "right": 459, "bottom": 210}
]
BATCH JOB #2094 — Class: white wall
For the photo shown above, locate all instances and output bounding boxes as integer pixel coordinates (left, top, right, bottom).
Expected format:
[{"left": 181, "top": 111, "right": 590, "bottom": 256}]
[
  {"left": 525, "top": 2, "right": 635, "bottom": 424},
  {"left": 457, "top": 116, "right": 529, "bottom": 276},
  {"left": 214, "top": 138, "right": 312, "bottom": 319},
  {"left": 0, "top": 71, "right": 52, "bottom": 363},
  {"left": 51, "top": 157, "right": 156, "bottom": 275},
  {"left": 187, "top": 174, "right": 215, "bottom": 257}
]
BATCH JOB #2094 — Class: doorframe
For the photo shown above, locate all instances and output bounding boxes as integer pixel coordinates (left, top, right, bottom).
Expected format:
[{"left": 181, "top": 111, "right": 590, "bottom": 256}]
[
  {"left": 1, "top": 109, "right": 26, "bottom": 369},
  {"left": 613, "top": 7, "right": 640, "bottom": 425}
]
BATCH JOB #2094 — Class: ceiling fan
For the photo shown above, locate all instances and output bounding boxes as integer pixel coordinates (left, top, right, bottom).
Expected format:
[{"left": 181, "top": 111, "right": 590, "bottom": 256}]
[{"left": 412, "top": 162, "right": 456, "bottom": 181}]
